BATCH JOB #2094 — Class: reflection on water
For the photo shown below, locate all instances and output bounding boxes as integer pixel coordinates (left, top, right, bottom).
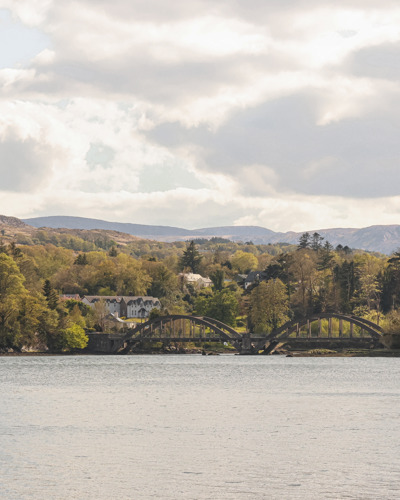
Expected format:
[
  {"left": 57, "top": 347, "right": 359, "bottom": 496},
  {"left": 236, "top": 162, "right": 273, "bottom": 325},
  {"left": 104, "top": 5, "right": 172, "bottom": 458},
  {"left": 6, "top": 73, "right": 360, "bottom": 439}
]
[{"left": 1, "top": 355, "right": 400, "bottom": 499}]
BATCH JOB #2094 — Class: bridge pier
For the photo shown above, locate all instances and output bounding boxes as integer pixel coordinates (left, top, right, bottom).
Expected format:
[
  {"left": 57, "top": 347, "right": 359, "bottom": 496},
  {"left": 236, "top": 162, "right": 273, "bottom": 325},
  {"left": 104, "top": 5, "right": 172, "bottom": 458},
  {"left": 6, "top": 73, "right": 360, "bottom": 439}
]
[{"left": 239, "top": 334, "right": 256, "bottom": 355}]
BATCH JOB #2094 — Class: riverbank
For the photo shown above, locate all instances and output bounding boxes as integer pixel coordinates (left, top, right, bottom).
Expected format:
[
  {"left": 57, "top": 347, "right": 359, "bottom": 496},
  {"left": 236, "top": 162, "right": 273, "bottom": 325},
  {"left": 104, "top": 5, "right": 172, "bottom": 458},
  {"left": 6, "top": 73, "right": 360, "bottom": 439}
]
[
  {"left": 1, "top": 348, "right": 400, "bottom": 356},
  {"left": 286, "top": 348, "right": 400, "bottom": 357}
]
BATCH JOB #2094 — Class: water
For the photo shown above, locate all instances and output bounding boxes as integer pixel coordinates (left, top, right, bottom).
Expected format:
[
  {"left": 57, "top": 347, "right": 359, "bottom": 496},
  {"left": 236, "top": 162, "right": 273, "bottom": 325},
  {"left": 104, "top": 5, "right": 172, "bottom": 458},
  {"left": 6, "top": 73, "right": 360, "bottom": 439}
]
[{"left": 1, "top": 355, "right": 400, "bottom": 499}]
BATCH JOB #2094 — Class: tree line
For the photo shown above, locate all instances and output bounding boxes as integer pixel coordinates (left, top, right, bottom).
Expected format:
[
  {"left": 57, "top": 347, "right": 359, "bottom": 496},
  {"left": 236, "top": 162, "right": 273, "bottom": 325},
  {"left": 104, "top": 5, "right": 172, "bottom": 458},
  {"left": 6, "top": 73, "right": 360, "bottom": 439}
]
[{"left": 0, "top": 232, "right": 399, "bottom": 352}]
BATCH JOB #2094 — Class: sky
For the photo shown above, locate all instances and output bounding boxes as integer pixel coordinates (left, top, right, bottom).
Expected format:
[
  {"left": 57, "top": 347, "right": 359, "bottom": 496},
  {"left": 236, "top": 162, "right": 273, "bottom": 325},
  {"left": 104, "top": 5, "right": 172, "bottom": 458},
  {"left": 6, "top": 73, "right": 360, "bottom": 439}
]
[{"left": 0, "top": 0, "right": 399, "bottom": 231}]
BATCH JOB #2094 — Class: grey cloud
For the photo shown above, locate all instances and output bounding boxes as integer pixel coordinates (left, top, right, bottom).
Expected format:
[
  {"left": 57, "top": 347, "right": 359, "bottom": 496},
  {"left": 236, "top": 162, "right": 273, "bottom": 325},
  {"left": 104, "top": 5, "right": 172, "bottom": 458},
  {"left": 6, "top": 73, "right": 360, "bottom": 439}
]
[
  {"left": 148, "top": 92, "right": 400, "bottom": 198},
  {"left": 346, "top": 42, "right": 400, "bottom": 81},
  {"left": 29, "top": 52, "right": 290, "bottom": 104},
  {"left": 0, "top": 130, "right": 54, "bottom": 192},
  {"left": 50, "top": 0, "right": 400, "bottom": 26}
]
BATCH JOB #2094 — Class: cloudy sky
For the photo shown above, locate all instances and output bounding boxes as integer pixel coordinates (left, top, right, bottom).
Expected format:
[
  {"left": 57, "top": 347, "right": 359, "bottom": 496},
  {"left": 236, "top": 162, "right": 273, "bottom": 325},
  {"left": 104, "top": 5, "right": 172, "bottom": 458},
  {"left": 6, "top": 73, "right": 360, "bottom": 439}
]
[{"left": 0, "top": 1, "right": 399, "bottom": 231}]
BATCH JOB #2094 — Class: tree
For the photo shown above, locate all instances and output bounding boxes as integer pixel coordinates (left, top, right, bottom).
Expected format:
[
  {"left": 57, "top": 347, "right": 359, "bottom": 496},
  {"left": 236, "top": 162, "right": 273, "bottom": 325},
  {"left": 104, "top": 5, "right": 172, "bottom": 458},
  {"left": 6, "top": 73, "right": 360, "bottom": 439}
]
[
  {"left": 381, "top": 251, "right": 400, "bottom": 311},
  {"left": 317, "top": 241, "right": 334, "bottom": 270},
  {"left": 74, "top": 253, "right": 88, "bottom": 265},
  {"left": 60, "top": 323, "right": 88, "bottom": 350},
  {"left": 43, "top": 279, "right": 59, "bottom": 310},
  {"left": 0, "top": 254, "right": 58, "bottom": 350},
  {"left": 17, "top": 293, "right": 59, "bottom": 350},
  {"left": 113, "top": 253, "right": 151, "bottom": 295},
  {"left": 143, "top": 261, "right": 178, "bottom": 299},
  {"left": 93, "top": 298, "right": 108, "bottom": 331},
  {"left": 311, "top": 233, "right": 324, "bottom": 252},
  {"left": 0, "top": 254, "right": 26, "bottom": 347},
  {"left": 249, "top": 279, "right": 289, "bottom": 333},
  {"left": 231, "top": 250, "right": 258, "bottom": 274},
  {"left": 194, "top": 289, "right": 239, "bottom": 326},
  {"left": 353, "top": 254, "right": 384, "bottom": 319},
  {"left": 209, "top": 268, "right": 225, "bottom": 291},
  {"left": 180, "top": 241, "right": 202, "bottom": 273},
  {"left": 298, "top": 232, "right": 311, "bottom": 249},
  {"left": 8, "top": 241, "right": 22, "bottom": 259},
  {"left": 108, "top": 246, "right": 118, "bottom": 257},
  {"left": 334, "top": 260, "right": 356, "bottom": 313},
  {"left": 289, "top": 250, "right": 317, "bottom": 315}
]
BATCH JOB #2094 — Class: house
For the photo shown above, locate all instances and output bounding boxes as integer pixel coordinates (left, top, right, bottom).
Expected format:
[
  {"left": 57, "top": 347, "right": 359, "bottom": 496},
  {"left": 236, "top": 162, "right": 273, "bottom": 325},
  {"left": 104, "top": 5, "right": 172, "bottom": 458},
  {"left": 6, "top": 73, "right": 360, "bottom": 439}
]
[
  {"left": 244, "top": 271, "right": 261, "bottom": 290},
  {"left": 234, "top": 274, "right": 247, "bottom": 287},
  {"left": 179, "top": 273, "right": 213, "bottom": 288},
  {"left": 122, "top": 296, "right": 161, "bottom": 318},
  {"left": 82, "top": 296, "right": 123, "bottom": 316},
  {"left": 82, "top": 296, "right": 161, "bottom": 318}
]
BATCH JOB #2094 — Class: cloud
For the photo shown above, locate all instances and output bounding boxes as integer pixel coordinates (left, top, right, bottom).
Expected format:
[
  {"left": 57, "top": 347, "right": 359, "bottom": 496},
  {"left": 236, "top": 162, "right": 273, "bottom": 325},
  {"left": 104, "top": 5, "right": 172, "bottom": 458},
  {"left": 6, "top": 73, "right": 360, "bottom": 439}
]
[
  {"left": 148, "top": 88, "right": 400, "bottom": 199},
  {"left": 0, "top": 127, "right": 59, "bottom": 192},
  {"left": 1, "top": 0, "right": 400, "bottom": 230},
  {"left": 346, "top": 42, "right": 400, "bottom": 81}
]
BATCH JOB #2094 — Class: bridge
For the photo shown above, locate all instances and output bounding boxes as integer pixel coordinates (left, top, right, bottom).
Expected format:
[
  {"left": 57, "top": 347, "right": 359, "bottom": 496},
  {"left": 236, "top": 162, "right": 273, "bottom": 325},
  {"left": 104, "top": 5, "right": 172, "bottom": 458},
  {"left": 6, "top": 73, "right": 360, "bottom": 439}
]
[{"left": 88, "top": 312, "right": 384, "bottom": 354}]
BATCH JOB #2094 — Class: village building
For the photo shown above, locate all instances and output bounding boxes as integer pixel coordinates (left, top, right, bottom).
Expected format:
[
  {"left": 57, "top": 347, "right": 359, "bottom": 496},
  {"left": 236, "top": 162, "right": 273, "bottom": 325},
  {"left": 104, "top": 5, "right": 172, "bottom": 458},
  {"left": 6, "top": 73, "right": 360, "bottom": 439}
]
[
  {"left": 82, "top": 296, "right": 161, "bottom": 318},
  {"left": 179, "top": 273, "right": 213, "bottom": 288}
]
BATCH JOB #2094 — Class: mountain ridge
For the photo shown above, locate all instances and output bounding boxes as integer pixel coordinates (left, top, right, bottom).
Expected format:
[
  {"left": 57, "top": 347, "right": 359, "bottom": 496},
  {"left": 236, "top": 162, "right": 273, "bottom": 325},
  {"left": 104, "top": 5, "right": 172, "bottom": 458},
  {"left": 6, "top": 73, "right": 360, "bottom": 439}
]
[{"left": 21, "top": 215, "right": 400, "bottom": 254}]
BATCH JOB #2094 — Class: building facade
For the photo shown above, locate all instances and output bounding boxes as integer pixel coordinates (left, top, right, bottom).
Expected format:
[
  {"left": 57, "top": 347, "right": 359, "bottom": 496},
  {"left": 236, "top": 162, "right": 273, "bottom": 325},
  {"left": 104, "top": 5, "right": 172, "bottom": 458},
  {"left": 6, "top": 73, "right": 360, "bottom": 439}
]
[{"left": 82, "top": 295, "right": 161, "bottom": 318}]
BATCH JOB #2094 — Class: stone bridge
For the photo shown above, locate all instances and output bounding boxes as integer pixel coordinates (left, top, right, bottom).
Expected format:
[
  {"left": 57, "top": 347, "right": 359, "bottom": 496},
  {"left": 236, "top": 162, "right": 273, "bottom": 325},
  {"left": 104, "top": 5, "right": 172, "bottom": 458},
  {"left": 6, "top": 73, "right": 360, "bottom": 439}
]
[{"left": 86, "top": 313, "right": 384, "bottom": 354}]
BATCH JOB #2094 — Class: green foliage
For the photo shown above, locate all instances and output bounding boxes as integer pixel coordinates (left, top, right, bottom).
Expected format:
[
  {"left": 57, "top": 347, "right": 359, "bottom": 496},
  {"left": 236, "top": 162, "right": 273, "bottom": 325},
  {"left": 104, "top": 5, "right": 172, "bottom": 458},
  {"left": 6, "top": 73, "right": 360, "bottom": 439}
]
[
  {"left": 1, "top": 221, "right": 398, "bottom": 350},
  {"left": 194, "top": 289, "right": 239, "bottom": 326},
  {"left": 249, "top": 279, "right": 289, "bottom": 333},
  {"left": 383, "top": 310, "right": 400, "bottom": 334},
  {"left": 231, "top": 250, "right": 258, "bottom": 273},
  {"left": 209, "top": 268, "right": 225, "bottom": 291},
  {"left": 60, "top": 323, "right": 88, "bottom": 350},
  {"left": 149, "top": 308, "right": 162, "bottom": 320}
]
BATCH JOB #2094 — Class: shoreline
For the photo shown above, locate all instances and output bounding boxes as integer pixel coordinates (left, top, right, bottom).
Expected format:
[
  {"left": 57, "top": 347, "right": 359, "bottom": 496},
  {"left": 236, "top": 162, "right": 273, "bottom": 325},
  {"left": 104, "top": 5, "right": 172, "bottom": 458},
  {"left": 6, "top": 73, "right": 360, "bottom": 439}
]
[{"left": 1, "top": 349, "right": 400, "bottom": 357}]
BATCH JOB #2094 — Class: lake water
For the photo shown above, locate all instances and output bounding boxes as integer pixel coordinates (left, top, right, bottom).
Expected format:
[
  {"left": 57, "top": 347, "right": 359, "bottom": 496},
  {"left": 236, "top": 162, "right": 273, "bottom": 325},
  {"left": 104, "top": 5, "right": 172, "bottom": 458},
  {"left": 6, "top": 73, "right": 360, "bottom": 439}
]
[{"left": 1, "top": 355, "right": 400, "bottom": 499}]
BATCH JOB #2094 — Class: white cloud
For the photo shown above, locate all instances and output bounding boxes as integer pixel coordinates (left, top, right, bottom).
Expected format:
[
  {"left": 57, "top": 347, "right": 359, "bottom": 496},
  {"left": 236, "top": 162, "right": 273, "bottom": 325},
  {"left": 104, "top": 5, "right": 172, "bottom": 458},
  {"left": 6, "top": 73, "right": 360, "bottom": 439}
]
[{"left": 0, "top": 0, "right": 400, "bottom": 231}]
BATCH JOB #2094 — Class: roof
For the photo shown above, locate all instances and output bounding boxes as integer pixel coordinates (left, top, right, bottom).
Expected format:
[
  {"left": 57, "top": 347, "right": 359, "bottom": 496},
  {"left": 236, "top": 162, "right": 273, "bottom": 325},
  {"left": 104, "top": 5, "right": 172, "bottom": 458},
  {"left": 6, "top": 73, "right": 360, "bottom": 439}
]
[
  {"left": 83, "top": 295, "right": 160, "bottom": 303},
  {"left": 245, "top": 272, "right": 260, "bottom": 282},
  {"left": 179, "top": 273, "right": 212, "bottom": 282},
  {"left": 83, "top": 296, "right": 123, "bottom": 302}
]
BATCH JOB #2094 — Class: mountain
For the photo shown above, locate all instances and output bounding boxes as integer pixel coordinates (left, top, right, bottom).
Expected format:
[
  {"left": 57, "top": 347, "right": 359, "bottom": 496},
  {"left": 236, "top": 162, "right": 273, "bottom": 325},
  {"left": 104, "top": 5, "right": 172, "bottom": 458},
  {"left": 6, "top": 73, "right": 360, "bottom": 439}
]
[
  {"left": 22, "top": 215, "right": 400, "bottom": 254},
  {"left": 0, "top": 214, "right": 31, "bottom": 229},
  {"left": 22, "top": 216, "right": 193, "bottom": 237}
]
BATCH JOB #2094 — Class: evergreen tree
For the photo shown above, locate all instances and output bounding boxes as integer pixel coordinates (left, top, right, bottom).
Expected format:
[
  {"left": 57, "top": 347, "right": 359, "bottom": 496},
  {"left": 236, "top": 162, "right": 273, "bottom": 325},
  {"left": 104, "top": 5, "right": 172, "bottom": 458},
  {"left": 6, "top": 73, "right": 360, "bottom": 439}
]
[
  {"left": 43, "top": 279, "right": 58, "bottom": 310},
  {"left": 108, "top": 246, "right": 118, "bottom": 257},
  {"left": 74, "top": 253, "right": 88, "bottom": 265},
  {"left": 317, "top": 241, "right": 334, "bottom": 270},
  {"left": 298, "top": 232, "right": 311, "bottom": 249},
  {"left": 311, "top": 232, "right": 324, "bottom": 252},
  {"left": 180, "top": 241, "right": 202, "bottom": 273}
]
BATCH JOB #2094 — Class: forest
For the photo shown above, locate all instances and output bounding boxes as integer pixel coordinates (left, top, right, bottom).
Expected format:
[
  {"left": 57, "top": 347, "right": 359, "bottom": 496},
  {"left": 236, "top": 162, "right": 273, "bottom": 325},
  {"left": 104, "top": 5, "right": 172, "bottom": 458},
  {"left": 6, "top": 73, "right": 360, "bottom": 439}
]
[{"left": 1, "top": 227, "right": 400, "bottom": 352}]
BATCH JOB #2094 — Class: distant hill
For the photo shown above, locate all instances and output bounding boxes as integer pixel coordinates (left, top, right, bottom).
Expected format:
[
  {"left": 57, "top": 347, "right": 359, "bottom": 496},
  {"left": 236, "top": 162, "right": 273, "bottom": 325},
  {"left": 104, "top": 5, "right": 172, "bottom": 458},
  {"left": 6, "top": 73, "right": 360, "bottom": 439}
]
[{"left": 22, "top": 215, "right": 400, "bottom": 254}]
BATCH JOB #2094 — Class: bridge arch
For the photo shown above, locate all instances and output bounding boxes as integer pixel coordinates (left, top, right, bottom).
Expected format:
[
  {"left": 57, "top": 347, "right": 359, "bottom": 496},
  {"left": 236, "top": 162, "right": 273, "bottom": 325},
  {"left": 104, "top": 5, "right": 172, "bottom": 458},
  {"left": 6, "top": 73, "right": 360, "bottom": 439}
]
[
  {"left": 255, "top": 313, "right": 383, "bottom": 351},
  {"left": 111, "top": 313, "right": 383, "bottom": 354},
  {"left": 116, "top": 315, "right": 242, "bottom": 353}
]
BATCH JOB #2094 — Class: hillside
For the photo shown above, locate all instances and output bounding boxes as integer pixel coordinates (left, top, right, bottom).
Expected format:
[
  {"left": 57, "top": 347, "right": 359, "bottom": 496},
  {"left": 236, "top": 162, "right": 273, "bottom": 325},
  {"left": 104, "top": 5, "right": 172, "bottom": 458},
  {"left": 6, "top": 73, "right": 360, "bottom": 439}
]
[{"left": 23, "top": 215, "right": 400, "bottom": 254}]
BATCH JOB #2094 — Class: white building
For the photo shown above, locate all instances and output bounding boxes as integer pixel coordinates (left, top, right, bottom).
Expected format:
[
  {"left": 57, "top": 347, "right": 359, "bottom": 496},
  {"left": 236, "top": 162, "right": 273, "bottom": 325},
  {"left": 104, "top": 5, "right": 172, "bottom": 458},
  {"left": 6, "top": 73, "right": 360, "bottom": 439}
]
[
  {"left": 123, "top": 296, "right": 162, "bottom": 318},
  {"left": 82, "top": 296, "right": 161, "bottom": 318},
  {"left": 179, "top": 273, "right": 213, "bottom": 288}
]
